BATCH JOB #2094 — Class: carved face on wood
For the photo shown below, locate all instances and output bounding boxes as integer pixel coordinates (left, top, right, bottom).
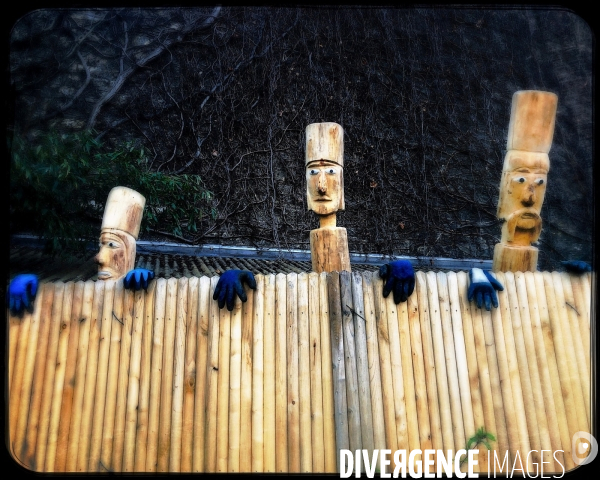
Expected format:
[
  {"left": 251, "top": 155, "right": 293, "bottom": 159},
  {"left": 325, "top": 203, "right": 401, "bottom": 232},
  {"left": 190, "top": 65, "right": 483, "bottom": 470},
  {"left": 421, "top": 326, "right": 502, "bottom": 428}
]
[
  {"left": 497, "top": 151, "right": 548, "bottom": 245},
  {"left": 95, "top": 229, "right": 137, "bottom": 280},
  {"left": 306, "top": 159, "right": 345, "bottom": 215}
]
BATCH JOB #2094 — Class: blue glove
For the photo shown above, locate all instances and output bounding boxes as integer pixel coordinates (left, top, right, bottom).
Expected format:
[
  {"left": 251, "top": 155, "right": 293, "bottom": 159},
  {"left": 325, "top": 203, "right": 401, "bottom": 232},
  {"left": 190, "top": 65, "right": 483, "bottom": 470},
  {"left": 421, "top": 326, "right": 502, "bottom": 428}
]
[
  {"left": 8, "top": 274, "right": 39, "bottom": 315},
  {"left": 561, "top": 261, "right": 591, "bottom": 274},
  {"left": 123, "top": 268, "right": 155, "bottom": 291},
  {"left": 213, "top": 269, "right": 257, "bottom": 311},
  {"left": 379, "top": 260, "right": 415, "bottom": 304},
  {"left": 468, "top": 268, "right": 504, "bottom": 311}
]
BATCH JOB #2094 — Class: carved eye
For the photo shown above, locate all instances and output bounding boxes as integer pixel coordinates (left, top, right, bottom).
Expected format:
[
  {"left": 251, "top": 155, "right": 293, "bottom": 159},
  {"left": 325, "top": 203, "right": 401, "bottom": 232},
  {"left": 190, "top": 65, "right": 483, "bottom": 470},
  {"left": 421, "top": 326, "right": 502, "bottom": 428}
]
[
  {"left": 514, "top": 177, "right": 526, "bottom": 183},
  {"left": 108, "top": 242, "right": 116, "bottom": 248},
  {"left": 309, "top": 169, "right": 319, "bottom": 175},
  {"left": 535, "top": 178, "right": 544, "bottom": 185},
  {"left": 326, "top": 168, "right": 336, "bottom": 175}
]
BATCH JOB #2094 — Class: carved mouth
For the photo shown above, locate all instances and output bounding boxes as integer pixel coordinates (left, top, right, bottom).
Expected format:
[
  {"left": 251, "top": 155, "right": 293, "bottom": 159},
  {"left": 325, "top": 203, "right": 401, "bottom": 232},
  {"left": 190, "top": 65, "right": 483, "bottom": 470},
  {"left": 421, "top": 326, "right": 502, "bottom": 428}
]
[
  {"left": 315, "top": 197, "right": 332, "bottom": 201},
  {"left": 520, "top": 212, "right": 537, "bottom": 219},
  {"left": 97, "top": 271, "right": 112, "bottom": 279}
]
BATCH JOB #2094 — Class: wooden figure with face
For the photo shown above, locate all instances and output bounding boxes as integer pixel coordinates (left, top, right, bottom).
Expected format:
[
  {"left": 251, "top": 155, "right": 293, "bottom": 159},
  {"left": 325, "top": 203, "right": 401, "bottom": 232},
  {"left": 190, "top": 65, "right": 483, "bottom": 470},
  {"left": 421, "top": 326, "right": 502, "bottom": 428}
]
[
  {"left": 95, "top": 186, "right": 145, "bottom": 281},
  {"left": 306, "top": 122, "right": 351, "bottom": 273},
  {"left": 492, "top": 90, "right": 557, "bottom": 272}
]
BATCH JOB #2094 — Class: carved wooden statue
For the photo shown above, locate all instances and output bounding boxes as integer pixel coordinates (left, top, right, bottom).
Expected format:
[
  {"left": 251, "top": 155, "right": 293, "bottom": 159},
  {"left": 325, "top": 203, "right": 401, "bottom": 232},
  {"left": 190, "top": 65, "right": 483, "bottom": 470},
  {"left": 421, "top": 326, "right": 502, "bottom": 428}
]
[
  {"left": 306, "top": 122, "right": 351, "bottom": 273},
  {"left": 95, "top": 186, "right": 146, "bottom": 280},
  {"left": 492, "top": 90, "right": 558, "bottom": 272}
]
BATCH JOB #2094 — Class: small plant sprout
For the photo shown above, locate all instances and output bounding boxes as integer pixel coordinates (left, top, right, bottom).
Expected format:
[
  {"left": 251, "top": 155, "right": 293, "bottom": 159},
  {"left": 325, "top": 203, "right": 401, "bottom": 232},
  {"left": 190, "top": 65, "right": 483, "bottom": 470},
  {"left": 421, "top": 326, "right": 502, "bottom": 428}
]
[{"left": 460, "top": 427, "right": 496, "bottom": 467}]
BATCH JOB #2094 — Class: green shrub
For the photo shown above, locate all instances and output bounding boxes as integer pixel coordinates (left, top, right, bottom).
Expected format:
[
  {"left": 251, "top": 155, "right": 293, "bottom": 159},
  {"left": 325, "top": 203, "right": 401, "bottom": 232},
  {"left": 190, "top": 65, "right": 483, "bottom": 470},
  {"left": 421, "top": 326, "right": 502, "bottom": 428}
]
[{"left": 10, "top": 130, "right": 215, "bottom": 256}]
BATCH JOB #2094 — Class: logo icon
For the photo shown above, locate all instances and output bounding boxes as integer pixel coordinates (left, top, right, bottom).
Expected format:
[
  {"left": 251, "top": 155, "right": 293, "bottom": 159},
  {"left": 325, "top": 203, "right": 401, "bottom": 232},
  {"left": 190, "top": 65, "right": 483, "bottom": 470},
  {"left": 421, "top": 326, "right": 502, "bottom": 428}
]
[{"left": 571, "top": 431, "right": 598, "bottom": 466}]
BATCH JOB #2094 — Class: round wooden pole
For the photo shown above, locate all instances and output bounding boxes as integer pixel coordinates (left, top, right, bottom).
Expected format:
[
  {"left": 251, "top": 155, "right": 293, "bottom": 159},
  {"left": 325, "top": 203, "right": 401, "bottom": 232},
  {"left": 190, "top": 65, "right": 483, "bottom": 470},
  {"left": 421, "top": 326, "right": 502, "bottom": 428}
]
[
  {"left": 406, "top": 274, "right": 433, "bottom": 455},
  {"left": 66, "top": 281, "right": 95, "bottom": 471},
  {"left": 44, "top": 282, "right": 74, "bottom": 472},
  {"left": 425, "top": 272, "right": 454, "bottom": 453},
  {"left": 414, "top": 272, "right": 443, "bottom": 458},
  {"left": 515, "top": 272, "right": 554, "bottom": 471},
  {"left": 262, "top": 274, "right": 276, "bottom": 472},
  {"left": 53, "top": 282, "right": 84, "bottom": 472},
  {"left": 8, "top": 288, "right": 34, "bottom": 453},
  {"left": 319, "top": 271, "right": 337, "bottom": 473},
  {"left": 122, "top": 288, "right": 148, "bottom": 471},
  {"left": 156, "top": 278, "right": 179, "bottom": 472},
  {"left": 134, "top": 279, "right": 156, "bottom": 471},
  {"left": 456, "top": 272, "right": 489, "bottom": 473},
  {"left": 274, "top": 273, "right": 288, "bottom": 472},
  {"left": 181, "top": 277, "right": 199, "bottom": 472},
  {"left": 286, "top": 273, "right": 300, "bottom": 472},
  {"left": 227, "top": 282, "right": 244, "bottom": 472},
  {"left": 339, "top": 271, "right": 362, "bottom": 456},
  {"left": 13, "top": 283, "right": 47, "bottom": 467},
  {"left": 501, "top": 272, "right": 536, "bottom": 473},
  {"left": 396, "top": 280, "right": 420, "bottom": 454},
  {"left": 328, "top": 271, "right": 350, "bottom": 469},
  {"left": 22, "top": 283, "right": 55, "bottom": 470},
  {"left": 446, "top": 272, "right": 475, "bottom": 473},
  {"left": 567, "top": 274, "right": 590, "bottom": 367},
  {"left": 533, "top": 272, "right": 573, "bottom": 471},
  {"left": 251, "top": 274, "right": 265, "bottom": 472},
  {"left": 169, "top": 277, "right": 189, "bottom": 472},
  {"left": 76, "top": 281, "right": 105, "bottom": 471},
  {"left": 548, "top": 272, "right": 589, "bottom": 434},
  {"left": 111, "top": 287, "right": 135, "bottom": 472},
  {"left": 480, "top": 301, "right": 511, "bottom": 471},
  {"left": 309, "top": 272, "right": 326, "bottom": 472},
  {"left": 239, "top": 278, "right": 255, "bottom": 472},
  {"left": 468, "top": 304, "right": 501, "bottom": 475},
  {"left": 7, "top": 292, "right": 23, "bottom": 401},
  {"left": 88, "top": 280, "right": 116, "bottom": 471},
  {"left": 488, "top": 272, "right": 521, "bottom": 471},
  {"left": 192, "top": 276, "right": 211, "bottom": 472},
  {"left": 542, "top": 272, "right": 587, "bottom": 438},
  {"left": 384, "top": 287, "right": 408, "bottom": 451},
  {"left": 145, "top": 278, "right": 167, "bottom": 471},
  {"left": 557, "top": 272, "right": 590, "bottom": 426},
  {"left": 360, "top": 272, "right": 386, "bottom": 456},
  {"left": 298, "top": 272, "right": 313, "bottom": 472},
  {"left": 8, "top": 286, "right": 36, "bottom": 459},
  {"left": 435, "top": 272, "right": 465, "bottom": 463},
  {"left": 310, "top": 227, "right": 351, "bottom": 274},
  {"left": 371, "top": 272, "right": 398, "bottom": 454},
  {"left": 350, "top": 271, "right": 375, "bottom": 456}
]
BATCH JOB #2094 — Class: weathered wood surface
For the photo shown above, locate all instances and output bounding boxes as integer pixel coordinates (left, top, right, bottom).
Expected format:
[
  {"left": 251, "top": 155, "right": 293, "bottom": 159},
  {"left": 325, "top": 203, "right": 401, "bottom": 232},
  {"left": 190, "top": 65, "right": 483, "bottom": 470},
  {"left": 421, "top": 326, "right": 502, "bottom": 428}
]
[
  {"left": 309, "top": 226, "right": 351, "bottom": 274},
  {"left": 7, "top": 270, "right": 592, "bottom": 475}
]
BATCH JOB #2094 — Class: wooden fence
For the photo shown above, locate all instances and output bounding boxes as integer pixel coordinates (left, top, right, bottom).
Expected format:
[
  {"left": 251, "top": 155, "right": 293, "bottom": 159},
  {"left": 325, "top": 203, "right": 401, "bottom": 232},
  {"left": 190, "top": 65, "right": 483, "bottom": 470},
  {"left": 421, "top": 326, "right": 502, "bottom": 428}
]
[{"left": 7, "top": 270, "right": 593, "bottom": 474}]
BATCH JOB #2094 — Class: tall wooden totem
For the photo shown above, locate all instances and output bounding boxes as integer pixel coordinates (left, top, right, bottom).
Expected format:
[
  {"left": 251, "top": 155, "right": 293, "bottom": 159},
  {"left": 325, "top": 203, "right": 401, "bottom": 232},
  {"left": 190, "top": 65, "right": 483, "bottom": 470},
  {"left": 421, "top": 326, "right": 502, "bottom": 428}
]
[
  {"left": 492, "top": 90, "right": 558, "bottom": 272},
  {"left": 306, "top": 122, "right": 351, "bottom": 273},
  {"left": 95, "top": 186, "right": 146, "bottom": 280}
]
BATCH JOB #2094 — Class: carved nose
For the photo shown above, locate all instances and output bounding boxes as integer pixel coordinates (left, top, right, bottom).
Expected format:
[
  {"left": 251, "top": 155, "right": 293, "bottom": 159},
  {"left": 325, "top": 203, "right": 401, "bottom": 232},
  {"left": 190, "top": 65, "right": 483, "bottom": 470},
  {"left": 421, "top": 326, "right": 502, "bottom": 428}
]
[
  {"left": 95, "top": 249, "right": 106, "bottom": 266},
  {"left": 317, "top": 172, "right": 327, "bottom": 193},
  {"left": 521, "top": 186, "right": 536, "bottom": 207}
]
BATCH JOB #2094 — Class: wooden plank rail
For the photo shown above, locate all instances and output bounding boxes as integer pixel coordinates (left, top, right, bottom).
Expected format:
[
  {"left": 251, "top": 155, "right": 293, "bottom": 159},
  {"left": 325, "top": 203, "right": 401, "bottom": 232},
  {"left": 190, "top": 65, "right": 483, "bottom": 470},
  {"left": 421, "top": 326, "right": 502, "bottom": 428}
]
[{"left": 7, "top": 270, "right": 593, "bottom": 475}]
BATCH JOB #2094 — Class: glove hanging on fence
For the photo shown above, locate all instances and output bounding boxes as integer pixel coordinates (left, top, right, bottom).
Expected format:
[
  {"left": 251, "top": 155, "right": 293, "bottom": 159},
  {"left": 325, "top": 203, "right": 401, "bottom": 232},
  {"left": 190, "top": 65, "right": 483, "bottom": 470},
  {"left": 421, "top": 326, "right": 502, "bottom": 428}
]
[
  {"left": 561, "top": 260, "right": 591, "bottom": 274},
  {"left": 379, "top": 259, "right": 415, "bottom": 304},
  {"left": 213, "top": 269, "right": 257, "bottom": 311},
  {"left": 467, "top": 268, "right": 504, "bottom": 311},
  {"left": 8, "top": 273, "right": 39, "bottom": 316},
  {"left": 123, "top": 268, "right": 155, "bottom": 291}
]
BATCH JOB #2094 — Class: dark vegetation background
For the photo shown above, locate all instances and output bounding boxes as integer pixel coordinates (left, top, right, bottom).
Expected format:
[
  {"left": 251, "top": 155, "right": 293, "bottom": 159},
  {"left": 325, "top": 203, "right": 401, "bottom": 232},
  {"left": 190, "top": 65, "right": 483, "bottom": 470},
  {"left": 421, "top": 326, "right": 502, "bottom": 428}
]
[{"left": 6, "top": 5, "right": 594, "bottom": 271}]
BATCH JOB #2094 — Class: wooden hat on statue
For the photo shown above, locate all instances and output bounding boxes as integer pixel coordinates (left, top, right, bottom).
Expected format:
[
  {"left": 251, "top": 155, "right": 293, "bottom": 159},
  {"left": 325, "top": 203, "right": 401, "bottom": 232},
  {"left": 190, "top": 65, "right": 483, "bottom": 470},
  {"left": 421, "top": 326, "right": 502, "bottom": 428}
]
[
  {"left": 101, "top": 186, "right": 146, "bottom": 239},
  {"left": 492, "top": 90, "right": 558, "bottom": 273},
  {"left": 305, "top": 122, "right": 344, "bottom": 167},
  {"left": 506, "top": 90, "right": 557, "bottom": 154}
]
